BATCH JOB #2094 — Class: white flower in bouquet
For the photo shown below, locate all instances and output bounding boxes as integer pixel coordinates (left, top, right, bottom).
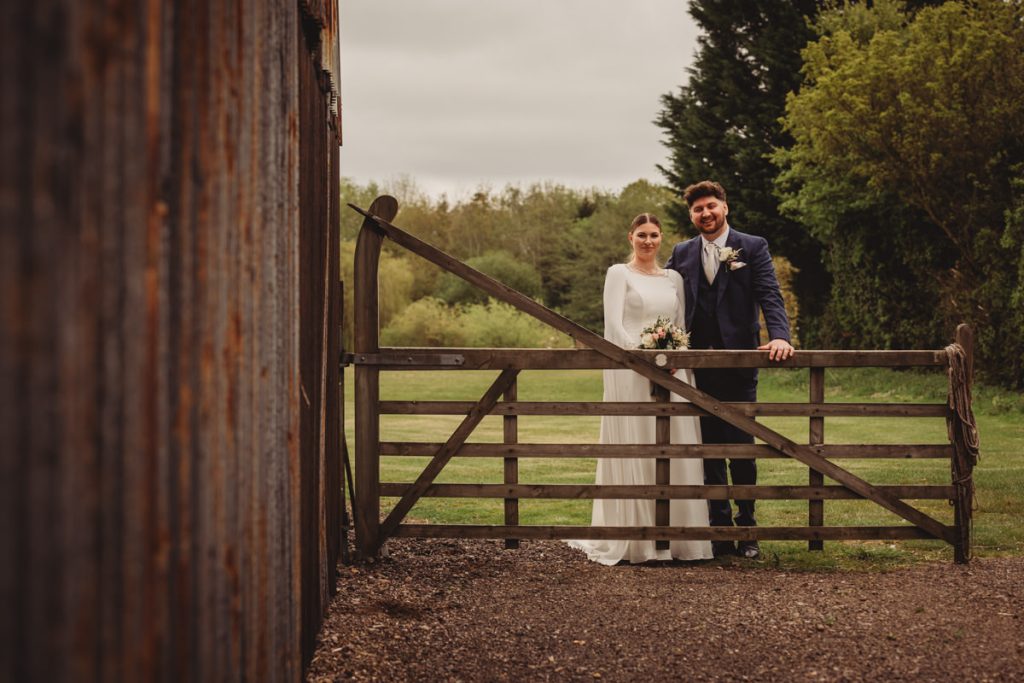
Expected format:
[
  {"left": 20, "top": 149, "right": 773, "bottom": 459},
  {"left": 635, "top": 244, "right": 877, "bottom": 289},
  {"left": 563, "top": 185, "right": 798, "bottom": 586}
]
[{"left": 638, "top": 316, "right": 690, "bottom": 350}]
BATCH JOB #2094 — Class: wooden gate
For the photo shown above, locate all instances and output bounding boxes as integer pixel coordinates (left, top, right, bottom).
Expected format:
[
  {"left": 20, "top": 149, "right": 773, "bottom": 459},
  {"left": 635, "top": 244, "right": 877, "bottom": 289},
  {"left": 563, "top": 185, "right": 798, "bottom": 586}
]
[{"left": 348, "top": 196, "right": 979, "bottom": 564}]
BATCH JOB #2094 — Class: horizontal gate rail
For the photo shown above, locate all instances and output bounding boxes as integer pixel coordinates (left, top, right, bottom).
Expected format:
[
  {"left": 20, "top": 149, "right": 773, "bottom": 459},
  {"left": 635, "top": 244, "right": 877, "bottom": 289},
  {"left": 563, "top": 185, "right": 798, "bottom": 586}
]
[
  {"left": 379, "top": 400, "right": 950, "bottom": 418},
  {"left": 379, "top": 483, "right": 955, "bottom": 500},
  {"left": 350, "top": 348, "right": 948, "bottom": 369},
  {"left": 394, "top": 525, "right": 938, "bottom": 541},
  {"left": 379, "top": 443, "right": 954, "bottom": 459}
]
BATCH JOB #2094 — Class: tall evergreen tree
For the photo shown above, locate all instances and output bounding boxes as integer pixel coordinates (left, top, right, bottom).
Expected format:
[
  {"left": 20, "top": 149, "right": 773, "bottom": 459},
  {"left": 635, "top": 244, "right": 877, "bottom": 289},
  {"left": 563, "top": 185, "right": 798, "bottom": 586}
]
[
  {"left": 776, "top": 0, "right": 1024, "bottom": 387},
  {"left": 656, "top": 0, "right": 826, "bottom": 340}
]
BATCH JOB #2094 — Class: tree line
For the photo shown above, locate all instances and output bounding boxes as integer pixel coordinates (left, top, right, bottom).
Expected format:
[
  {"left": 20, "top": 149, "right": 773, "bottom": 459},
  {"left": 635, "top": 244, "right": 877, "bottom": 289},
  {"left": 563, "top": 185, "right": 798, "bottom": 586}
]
[
  {"left": 658, "top": 0, "right": 1023, "bottom": 388},
  {"left": 340, "top": 178, "right": 715, "bottom": 351},
  {"left": 343, "top": 0, "right": 1023, "bottom": 389}
]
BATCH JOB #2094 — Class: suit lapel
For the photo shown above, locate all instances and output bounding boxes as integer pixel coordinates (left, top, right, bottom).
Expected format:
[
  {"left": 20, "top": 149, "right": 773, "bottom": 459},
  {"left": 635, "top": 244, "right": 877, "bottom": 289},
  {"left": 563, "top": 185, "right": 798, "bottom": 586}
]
[
  {"left": 684, "top": 238, "right": 701, "bottom": 305},
  {"left": 715, "top": 230, "right": 740, "bottom": 307}
]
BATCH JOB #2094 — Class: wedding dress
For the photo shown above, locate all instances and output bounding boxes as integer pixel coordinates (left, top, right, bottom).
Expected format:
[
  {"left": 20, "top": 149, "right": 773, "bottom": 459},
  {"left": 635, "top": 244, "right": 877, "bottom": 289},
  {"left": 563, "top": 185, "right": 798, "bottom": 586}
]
[{"left": 568, "top": 263, "right": 712, "bottom": 564}]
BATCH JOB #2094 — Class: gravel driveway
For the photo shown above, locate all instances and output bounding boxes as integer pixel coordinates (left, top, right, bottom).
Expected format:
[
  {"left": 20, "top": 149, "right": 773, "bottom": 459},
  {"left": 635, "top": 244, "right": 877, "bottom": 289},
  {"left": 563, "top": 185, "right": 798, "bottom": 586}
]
[{"left": 308, "top": 538, "right": 1023, "bottom": 682}]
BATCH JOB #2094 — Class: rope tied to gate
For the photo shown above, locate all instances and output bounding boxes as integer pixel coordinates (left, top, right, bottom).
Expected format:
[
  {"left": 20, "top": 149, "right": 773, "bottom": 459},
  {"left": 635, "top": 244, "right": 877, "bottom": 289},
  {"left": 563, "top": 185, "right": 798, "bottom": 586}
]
[{"left": 945, "top": 342, "right": 979, "bottom": 559}]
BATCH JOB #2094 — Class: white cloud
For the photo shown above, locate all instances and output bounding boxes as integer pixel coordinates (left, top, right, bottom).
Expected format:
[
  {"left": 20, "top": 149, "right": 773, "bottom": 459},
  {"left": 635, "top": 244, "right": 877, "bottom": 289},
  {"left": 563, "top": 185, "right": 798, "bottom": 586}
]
[{"left": 339, "top": 0, "right": 698, "bottom": 200}]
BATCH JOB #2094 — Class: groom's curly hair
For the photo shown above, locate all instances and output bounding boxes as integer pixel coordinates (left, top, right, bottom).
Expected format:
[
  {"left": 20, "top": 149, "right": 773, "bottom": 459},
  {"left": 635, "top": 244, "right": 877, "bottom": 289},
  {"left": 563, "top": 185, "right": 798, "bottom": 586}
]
[{"left": 683, "top": 180, "right": 727, "bottom": 206}]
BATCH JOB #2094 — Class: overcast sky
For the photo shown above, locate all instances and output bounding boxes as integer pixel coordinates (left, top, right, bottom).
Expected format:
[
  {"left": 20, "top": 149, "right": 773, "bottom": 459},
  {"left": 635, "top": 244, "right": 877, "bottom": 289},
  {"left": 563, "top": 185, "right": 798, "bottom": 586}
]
[{"left": 338, "top": 1, "right": 700, "bottom": 201}]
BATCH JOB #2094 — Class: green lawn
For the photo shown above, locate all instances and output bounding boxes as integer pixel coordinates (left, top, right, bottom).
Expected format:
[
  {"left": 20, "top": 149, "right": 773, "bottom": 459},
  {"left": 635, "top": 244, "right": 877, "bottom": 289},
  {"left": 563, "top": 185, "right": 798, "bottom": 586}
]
[{"left": 343, "top": 366, "right": 1022, "bottom": 568}]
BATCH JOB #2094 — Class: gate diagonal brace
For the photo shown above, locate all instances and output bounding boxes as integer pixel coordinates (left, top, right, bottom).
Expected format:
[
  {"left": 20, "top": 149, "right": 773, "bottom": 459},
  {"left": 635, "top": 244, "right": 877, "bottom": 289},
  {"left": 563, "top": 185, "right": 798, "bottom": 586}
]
[
  {"left": 377, "top": 368, "right": 520, "bottom": 547},
  {"left": 350, "top": 202, "right": 954, "bottom": 545}
]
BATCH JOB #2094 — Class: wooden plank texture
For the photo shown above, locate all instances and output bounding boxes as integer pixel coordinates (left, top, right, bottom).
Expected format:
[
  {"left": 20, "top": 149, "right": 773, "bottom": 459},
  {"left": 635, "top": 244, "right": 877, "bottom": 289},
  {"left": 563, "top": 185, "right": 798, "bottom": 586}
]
[
  {"left": 503, "top": 380, "right": 519, "bottom": 549},
  {"left": 298, "top": 16, "right": 344, "bottom": 661},
  {"left": 351, "top": 348, "right": 948, "bottom": 369},
  {"left": 379, "top": 400, "right": 949, "bottom": 418},
  {"left": 380, "top": 443, "right": 953, "bottom": 459},
  {"left": 952, "top": 324, "right": 975, "bottom": 564},
  {"left": 379, "top": 483, "right": 955, "bottom": 500},
  {"left": 809, "top": 367, "right": 825, "bottom": 551},
  {"left": 377, "top": 369, "right": 520, "bottom": 546},
  {"left": 3, "top": 2, "right": 342, "bottom": 680},
  {"left": 393, "top": 525, "right": 942, "bottom": 541},
  {"left": 654, "top": 384, "right": 670, "bottom": 549},
  {"left": 353, "top": 197, "right": 397, "bottom": 559}
]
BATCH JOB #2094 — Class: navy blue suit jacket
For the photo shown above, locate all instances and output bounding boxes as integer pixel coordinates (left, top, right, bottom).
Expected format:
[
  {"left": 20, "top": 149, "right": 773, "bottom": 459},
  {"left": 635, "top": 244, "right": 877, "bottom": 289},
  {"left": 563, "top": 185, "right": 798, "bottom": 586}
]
[{"left": 665, "top": 227, "right": 791, "bottom": 350}]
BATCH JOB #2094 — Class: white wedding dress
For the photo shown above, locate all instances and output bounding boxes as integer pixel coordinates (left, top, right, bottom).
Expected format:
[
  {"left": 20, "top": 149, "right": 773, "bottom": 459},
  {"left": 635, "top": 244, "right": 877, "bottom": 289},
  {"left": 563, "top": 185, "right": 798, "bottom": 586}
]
[{"left": 568, "top": 263, "right": 713, "bottom": 564}]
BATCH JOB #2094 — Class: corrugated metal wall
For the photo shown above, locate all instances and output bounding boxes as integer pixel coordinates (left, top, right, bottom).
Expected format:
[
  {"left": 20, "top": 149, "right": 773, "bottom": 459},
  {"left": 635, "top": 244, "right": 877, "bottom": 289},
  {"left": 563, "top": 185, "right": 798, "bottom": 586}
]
[
  {"left": 1, "top": 1, "right": 341, "bottom": 681},
  {"left": 298, "top": 0, "right": 343, "bottom": 665}
]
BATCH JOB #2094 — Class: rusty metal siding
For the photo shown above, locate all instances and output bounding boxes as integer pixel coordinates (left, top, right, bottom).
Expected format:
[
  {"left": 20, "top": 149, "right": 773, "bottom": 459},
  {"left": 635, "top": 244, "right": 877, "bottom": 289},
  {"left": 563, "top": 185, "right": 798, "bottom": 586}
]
[
  {"left": 1, "top": 1, "right": 340, "bottom": 681},
  {"left": 300, "top": 0, "right": 341, "bottom": 138},
  {"left": 298, "top": 9, "right": 343, "bottom": 663}
]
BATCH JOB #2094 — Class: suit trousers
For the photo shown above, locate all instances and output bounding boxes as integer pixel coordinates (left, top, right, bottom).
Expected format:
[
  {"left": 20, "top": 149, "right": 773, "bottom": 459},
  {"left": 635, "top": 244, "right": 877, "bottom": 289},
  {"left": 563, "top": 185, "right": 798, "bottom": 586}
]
[{"left": 694, "top": 367, "right": 758, "bottom": 527}]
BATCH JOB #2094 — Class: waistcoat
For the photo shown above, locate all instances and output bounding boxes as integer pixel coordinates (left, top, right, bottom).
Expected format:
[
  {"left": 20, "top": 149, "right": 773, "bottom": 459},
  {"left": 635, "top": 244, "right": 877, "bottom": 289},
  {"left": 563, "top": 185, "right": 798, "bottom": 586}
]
[{"left": 690, "top": 271, "right": 723, "bottom": 350}]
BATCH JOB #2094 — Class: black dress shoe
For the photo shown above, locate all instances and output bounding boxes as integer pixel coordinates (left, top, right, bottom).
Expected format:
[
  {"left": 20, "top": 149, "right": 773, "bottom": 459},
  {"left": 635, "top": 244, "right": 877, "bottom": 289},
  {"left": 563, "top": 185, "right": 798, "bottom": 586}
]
[
  {"left": 738, "top": 541, "right": 761, "bottom": 560},
  {"left": 712, "top": 541, "right": 736, "bottom": 558}
]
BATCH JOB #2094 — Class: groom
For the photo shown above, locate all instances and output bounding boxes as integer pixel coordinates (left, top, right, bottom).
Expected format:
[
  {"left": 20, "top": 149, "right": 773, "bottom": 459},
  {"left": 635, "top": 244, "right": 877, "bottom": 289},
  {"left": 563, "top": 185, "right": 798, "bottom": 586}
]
[{"left": 665, "top": 180, "right": 793, "bottom": 559}]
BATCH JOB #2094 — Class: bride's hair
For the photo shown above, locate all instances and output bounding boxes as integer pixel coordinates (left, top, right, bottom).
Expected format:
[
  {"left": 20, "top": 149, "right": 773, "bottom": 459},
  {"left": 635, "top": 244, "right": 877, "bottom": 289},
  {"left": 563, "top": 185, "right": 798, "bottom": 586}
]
[{"left": 629, "top": 213, "right": 661, "bottom": 233}]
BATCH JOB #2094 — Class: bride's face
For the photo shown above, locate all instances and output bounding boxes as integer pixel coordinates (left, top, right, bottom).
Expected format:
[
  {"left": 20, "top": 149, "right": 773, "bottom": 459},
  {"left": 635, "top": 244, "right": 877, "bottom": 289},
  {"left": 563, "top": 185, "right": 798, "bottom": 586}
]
[{"left": 629, "top": 224, "right": 662, "bottom": 260}]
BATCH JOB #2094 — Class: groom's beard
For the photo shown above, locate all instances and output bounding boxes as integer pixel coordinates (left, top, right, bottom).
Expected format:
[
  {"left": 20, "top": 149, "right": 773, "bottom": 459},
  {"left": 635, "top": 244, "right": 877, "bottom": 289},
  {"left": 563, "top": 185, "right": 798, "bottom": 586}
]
[{"left": 697, "top": 215, "right": 726, "bottom": 236}]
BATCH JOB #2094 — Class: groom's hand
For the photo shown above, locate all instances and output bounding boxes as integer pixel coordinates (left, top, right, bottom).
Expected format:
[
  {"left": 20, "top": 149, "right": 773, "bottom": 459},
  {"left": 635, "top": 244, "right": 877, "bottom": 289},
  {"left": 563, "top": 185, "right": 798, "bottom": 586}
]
[{"left": 758, "top": 338, "right": 794, "bottom": 362}]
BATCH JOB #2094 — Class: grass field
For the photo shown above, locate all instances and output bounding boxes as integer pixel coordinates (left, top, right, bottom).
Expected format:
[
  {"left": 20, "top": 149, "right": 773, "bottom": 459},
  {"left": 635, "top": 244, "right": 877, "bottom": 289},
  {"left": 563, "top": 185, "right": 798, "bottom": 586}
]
[{"left": 344, "top": 366, "right": 1022, "bottom": 568}]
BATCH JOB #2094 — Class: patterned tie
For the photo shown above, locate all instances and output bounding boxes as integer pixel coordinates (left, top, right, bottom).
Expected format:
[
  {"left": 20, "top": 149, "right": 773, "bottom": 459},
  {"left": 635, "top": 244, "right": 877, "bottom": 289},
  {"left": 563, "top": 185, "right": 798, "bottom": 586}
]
[{"left": 703, "top": 241, "right": 719, "bottom": 283}]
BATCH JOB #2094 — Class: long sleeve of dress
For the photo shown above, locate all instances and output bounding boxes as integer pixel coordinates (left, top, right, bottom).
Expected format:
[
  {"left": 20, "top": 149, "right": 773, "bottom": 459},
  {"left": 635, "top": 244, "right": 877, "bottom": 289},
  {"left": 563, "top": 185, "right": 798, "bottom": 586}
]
[
  {"left": 669, "top": 270, "right": 687, "bottom": 331},
  {"left": 603, "top": 265, "right": 630, "bottom": 348}
]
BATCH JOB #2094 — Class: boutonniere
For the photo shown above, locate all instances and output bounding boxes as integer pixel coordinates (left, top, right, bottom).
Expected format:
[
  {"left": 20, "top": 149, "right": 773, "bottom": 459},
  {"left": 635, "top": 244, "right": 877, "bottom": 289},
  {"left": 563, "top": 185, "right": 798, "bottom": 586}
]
[{"left": 718, "top": 246, "right": 746, "bottom": 270}]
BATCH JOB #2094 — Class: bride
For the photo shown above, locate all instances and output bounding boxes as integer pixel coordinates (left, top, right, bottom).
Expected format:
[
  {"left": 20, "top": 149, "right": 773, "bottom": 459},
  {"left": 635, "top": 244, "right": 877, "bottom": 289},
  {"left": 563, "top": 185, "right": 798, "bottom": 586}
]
[{"left": 568, "top": 213, "right": 712, "bottom": 565}]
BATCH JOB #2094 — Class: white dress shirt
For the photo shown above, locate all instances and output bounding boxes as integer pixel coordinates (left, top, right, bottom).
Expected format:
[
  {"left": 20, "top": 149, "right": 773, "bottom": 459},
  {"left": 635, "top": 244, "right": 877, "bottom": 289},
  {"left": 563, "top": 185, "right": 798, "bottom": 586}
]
[{"left": 701, "top": 226, "right": 730, "bottom": 284}]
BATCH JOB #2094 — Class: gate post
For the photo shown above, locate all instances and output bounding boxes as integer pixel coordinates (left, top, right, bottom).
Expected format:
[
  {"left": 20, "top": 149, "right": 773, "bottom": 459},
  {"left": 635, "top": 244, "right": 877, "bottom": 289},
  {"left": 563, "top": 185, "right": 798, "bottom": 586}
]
[
  {"left": 654, "top": 383, "right": 670, "bottom": 550},
  {"left": 952, "top": 324, "right": 975, "bottom": 564},
  {"left": 808, "top": 367, "right": 825, "bottom": 550},
  {"left": 353, "top": 196, "right": 398, "bottom": 559},
  {"left": 503, "top": 378, "right": 520, "bottom": 549}
]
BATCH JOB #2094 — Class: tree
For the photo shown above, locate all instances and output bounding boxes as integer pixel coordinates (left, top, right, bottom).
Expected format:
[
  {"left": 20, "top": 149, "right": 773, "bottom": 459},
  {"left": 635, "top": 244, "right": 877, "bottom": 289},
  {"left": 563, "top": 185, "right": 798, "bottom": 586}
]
[
  {"left": 435, "top": 250, "right": 543, "bottom": 306},
  {"left": 656, "top": 0, "right": 828, "bottom": 341},
  {"left": 544, "top": 180, "right": 677, "bottom": 333},
  {"left": 776, "top": 0, "right": 1024, "bottom": 386}
]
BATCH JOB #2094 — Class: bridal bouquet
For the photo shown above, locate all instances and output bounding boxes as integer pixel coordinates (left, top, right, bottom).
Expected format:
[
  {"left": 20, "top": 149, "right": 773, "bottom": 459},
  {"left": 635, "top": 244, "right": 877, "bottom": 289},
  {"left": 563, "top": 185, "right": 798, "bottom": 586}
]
[{"left": 638, "top": 316, "right": 690, "bottom": 350}]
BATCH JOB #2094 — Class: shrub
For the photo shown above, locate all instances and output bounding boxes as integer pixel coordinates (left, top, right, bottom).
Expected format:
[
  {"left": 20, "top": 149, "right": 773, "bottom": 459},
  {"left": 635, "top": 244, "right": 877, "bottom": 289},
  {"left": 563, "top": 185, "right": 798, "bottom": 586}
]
[
  {"left": 436, "top": 251, "right": 543, "bottom": 306},
  {"left": 459, "top": 299, "right": 572, "bottom": 348},
  {"left": 380, "top": 298, "right": 467, "bottom": 347},
  {"left": 381, "top": 298, "right": 572, "bottom": 348}
]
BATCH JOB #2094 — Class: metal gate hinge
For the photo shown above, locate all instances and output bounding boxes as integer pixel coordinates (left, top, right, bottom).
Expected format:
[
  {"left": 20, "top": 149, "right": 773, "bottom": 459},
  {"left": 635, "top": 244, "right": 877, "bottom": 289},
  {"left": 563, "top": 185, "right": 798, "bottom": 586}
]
[{"left": 348, "top": 352, "right": 465, "bottom": 367}]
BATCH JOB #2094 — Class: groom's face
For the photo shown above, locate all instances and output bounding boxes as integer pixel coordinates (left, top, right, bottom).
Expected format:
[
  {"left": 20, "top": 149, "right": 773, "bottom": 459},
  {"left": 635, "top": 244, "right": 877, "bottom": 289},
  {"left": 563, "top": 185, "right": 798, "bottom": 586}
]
[{"left": 689, "top": 195, "right": 728, "bottom": 239}]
